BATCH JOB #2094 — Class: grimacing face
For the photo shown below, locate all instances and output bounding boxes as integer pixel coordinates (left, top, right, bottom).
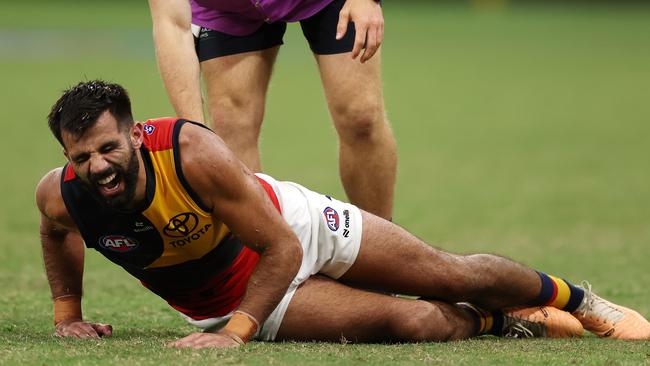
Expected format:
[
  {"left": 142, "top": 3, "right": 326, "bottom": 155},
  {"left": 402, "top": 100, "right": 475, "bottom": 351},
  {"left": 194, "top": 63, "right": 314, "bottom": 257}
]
[{"left": 62, "top": 111, "right": 143, "bottom": 211}]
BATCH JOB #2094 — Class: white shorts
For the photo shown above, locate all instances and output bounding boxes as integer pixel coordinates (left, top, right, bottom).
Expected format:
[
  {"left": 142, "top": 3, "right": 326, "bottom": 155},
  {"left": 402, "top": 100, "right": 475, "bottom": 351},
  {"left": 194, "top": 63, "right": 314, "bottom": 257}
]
[{"left": 182, "top": 173, "right": 363, "bottom": 341}]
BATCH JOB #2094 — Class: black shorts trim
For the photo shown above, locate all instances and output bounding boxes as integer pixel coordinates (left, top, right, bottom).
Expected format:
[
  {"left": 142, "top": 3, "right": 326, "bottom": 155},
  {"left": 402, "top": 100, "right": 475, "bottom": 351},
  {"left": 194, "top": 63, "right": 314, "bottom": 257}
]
[
  {"left": 194, "top": 0, "right": 358, "bottom": 61},
  {"left": 195, "top": 22, "right": 286, "bottom": 61}
]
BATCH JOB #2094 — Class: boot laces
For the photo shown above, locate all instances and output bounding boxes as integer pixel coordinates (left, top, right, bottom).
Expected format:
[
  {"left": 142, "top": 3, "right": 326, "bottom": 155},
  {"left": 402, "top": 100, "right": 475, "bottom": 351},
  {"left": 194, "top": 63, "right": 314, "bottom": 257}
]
[
  {"left": 502, "top": 316, "right": 545, "bottom": 338},
  {"left": 578, "top": 281, "right": 624, "bottom": 324},
  {"left": 503, "top": 323, "right": 535, "bottom": 338}
]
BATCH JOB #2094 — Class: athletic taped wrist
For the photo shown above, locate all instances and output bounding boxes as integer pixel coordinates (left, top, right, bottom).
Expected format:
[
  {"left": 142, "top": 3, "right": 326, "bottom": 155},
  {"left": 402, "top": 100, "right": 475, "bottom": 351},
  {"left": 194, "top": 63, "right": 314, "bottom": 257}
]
[
  {"left": 222, "top": 310, "right": 260, "bottom": 343},
  {"left": 53, "top": 295, "right": 82, "bottom": 325}
]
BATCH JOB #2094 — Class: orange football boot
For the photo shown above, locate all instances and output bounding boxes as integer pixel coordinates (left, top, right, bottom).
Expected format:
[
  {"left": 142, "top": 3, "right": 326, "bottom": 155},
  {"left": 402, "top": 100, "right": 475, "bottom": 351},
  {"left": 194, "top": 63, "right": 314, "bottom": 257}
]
[
  {"left": 573, "top": 282, "right": 650, "bottom": 340},
  {"left": 503, "top": 306, "right": 584, "bottom": 338}
]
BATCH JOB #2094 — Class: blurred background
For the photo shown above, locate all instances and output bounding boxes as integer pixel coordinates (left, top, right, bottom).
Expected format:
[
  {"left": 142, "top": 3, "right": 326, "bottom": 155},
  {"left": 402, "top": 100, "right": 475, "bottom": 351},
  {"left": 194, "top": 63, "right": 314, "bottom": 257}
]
[{"left": 1, "top": 0, "right": 650, "bottom": 339}]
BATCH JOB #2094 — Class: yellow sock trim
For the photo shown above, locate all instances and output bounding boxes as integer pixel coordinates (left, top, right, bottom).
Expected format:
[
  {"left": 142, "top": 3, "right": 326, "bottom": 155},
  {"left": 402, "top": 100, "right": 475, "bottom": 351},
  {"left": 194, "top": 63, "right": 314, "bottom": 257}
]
[
  {"left": 463, "top": 303, "right": 493, "bottom": 334},
  {"left": 549, "top": 275, "right": 570, "bottom": 309},
  {"left": 483, "top": 313, "right": 494, "bottom": 334}
]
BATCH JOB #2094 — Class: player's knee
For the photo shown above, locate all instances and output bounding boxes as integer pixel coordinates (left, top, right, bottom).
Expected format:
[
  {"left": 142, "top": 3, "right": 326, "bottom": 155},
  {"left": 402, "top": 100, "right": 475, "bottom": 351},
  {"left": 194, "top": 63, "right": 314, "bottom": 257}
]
[
  {"left": 459, "top": 254, "right": 502, "bottom": 298},
  {"left": 332, "top": 99, "right": 386, "bottom": 143},
  {"left": 389, "top": 301, "right": 453, "bottom": 342},
  {"left": 427, "top": 254, "right": 501, "bottom": 302},
  {"left": 209, "top": 95, "right": 264, "bottom": 133}
]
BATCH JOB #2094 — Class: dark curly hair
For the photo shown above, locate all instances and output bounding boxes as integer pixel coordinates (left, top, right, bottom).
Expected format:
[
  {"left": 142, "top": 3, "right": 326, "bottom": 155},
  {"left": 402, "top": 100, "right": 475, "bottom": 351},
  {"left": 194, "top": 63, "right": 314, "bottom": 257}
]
[{"left": 47, "top": 80, "right": 134, "bottom": 146}]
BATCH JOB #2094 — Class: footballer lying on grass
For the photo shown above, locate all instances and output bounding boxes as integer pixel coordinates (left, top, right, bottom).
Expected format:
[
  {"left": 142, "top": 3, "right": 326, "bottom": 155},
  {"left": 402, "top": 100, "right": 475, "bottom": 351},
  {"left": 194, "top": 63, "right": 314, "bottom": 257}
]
[{"left": 37, "top": 80, "right": 650, "bottom": 348}]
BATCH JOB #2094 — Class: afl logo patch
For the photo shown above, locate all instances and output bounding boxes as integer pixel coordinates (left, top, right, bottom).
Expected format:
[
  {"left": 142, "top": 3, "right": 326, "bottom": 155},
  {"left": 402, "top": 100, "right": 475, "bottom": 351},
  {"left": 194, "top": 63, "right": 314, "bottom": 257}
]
[
  {"left": 143, "top": 124, "right": 155, "bottom": 135},
  {"left": 163, "top": 212, "right": 199, "bottom": 238},
  {"left": 99, "top": 235, "right": 139, "bottom": 252},
  {"left": 323, "top": 207, "right": 339, "bottom": 231}
]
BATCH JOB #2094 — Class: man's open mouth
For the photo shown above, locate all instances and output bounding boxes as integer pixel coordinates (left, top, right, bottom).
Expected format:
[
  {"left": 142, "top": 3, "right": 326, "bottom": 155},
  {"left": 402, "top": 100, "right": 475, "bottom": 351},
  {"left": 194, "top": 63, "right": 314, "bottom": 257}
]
[{"left": 96, "top": 172, "right": 122, "bottom": 195}]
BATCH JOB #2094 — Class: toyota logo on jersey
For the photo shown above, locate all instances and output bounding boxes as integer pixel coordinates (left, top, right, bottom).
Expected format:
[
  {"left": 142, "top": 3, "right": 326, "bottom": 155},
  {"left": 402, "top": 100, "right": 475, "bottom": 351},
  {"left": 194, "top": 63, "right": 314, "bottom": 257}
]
[
  {"left": 163, "top": 212, "right": 199, "bottom": 238},
  {"left": 99, "top": 235, "right": 139, "bottom": 252},
  {"left": 323, "top": 207, "right": 339, "bottom": 231}
]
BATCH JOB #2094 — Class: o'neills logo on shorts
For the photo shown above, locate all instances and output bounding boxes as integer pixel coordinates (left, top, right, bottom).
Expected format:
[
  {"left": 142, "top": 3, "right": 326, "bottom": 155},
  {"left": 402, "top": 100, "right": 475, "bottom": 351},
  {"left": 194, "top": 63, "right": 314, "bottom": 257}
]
[
  {"left": 342, "top": 209, "right": 350, "bottom": 238},
  {"left": 99, "top": 235, "right": 139, "bottom": 252},
  {"left": 323, "top": 207, "right": 339, "bottom": 231}
]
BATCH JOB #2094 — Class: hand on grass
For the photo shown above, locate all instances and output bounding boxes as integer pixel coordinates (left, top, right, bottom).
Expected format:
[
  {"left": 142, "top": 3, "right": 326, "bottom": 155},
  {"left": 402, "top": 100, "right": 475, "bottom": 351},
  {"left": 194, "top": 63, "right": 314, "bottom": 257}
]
[
  {"left": 336, "top": 0, "right": 384, "bottom": 63},
  {"left": 54, "top": 320, "right": 113, "bottom": 339},
  {"left": 169, "top": 331, "right": 243, "bottom": 349}
]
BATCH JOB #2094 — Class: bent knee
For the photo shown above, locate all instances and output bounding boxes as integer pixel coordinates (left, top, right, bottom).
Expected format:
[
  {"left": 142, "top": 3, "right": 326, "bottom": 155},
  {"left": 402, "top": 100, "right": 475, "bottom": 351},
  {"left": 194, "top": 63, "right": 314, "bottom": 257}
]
[
  {"left": 433, "top": 254, "right": 503, "bottom": 301},
  {"left": 387, "top": 301, "right": 454, "bottom": 342},
  {"left": 461, "top": 254, "right": 502, "bottom": 295},
  {"left": 209, "top": 95, "right": 264, "bottom": 130},
  {"left": 331, "top": 100, "right": 388, "bottom": 142}
]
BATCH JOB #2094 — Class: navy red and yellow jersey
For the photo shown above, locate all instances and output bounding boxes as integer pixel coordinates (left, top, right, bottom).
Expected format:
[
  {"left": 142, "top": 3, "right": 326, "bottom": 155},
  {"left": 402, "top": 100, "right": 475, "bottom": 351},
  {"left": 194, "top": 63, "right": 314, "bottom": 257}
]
[{"left": 60, "top": 118, "right": 281, "bottom": 319}]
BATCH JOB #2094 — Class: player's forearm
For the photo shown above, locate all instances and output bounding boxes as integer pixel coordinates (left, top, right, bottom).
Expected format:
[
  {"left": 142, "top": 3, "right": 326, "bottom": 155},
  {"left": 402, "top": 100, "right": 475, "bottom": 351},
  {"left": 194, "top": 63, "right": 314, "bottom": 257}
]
[
  {"left": 41, "top": 229, "right": 84, "bottom": 298},
  {"left": 153, "top": 22, "right": 205, "bottom": 123},
  {"left": 227, "top": 239, "right": 302, "bottom": 341},
  {"left": 41, "top": 227, "right": 86, "bottom": 324}
]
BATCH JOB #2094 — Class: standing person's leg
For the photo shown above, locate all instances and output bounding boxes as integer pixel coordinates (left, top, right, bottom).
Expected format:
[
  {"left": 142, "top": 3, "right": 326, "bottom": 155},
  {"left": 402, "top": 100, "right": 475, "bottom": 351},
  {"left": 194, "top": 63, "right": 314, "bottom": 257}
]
[
  {"left": 202, "top": 49, "right": 278, "bottom": 172},
  {"left": 300, "top": 0, "right": 396, "bottom": 220},
  {"left": 317, "top": 52, "right": 396, "bottom": 220},
  {"left": 195, "top": 23, "right": 285, "bottom": 172}
]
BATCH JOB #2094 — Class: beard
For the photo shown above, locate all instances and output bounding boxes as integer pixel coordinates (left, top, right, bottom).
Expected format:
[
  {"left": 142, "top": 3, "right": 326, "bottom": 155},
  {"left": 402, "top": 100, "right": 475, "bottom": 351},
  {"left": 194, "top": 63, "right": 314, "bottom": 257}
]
[{"left": 84, "top": 148, "right": 140, "bottom": 211}]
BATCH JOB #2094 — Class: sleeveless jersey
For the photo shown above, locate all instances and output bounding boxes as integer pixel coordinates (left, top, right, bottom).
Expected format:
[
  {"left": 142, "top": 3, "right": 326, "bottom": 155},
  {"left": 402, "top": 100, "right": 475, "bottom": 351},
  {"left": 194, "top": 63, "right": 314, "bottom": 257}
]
[{"left": 60, "top": 118, "right": 281, "bottom": 320}]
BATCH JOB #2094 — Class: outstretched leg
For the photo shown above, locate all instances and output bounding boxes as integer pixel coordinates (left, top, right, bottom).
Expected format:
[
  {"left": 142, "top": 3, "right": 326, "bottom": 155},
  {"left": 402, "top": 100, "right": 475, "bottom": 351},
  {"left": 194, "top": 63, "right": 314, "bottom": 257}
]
[
  {"left": 338, "top": 211, "right": 650, "bottom": 340},
  {"left": 340, "top": 211, "right": 545, "bottom": 310},
  {"left": 276, "top": 276, "right": 475, "bottom": 342}
]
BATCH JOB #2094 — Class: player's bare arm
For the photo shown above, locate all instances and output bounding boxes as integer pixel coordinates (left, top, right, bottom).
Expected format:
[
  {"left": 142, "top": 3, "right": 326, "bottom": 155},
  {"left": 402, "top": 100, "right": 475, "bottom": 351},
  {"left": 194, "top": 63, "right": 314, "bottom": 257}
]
[
  {"left": 36, "top": 169, "right": 113, "bottom": 339},
  {"left": 337, "top": 0, "right": 384, "bottom": 63},
  {"left": 170, "top": 122, "right": 303, "bottom": 348},
  {"left": 149, "top": 0, "right": 204, "bottom": 122}
]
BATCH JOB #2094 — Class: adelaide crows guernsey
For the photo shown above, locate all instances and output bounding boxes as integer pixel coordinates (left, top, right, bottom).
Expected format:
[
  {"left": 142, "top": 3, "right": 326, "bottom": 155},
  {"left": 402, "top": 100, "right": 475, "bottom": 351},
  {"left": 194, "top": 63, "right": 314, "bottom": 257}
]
[{"left": 60, "top": 118, "right": 281, "bottom": 320}]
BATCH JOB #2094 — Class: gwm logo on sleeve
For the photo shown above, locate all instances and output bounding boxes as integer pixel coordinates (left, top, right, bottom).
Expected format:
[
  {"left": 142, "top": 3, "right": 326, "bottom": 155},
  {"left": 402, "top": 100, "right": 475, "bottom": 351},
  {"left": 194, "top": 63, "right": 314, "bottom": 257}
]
[{"left": 323, "top": 207, "right": 339, "bottom": 231}]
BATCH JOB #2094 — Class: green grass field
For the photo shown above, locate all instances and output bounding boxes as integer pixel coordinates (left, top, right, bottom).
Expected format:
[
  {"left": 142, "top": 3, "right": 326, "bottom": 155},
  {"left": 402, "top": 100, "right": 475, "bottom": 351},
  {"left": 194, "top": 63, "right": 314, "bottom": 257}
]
[{"left": 1, "top": 1, "right": 650, "bottom": 364}]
